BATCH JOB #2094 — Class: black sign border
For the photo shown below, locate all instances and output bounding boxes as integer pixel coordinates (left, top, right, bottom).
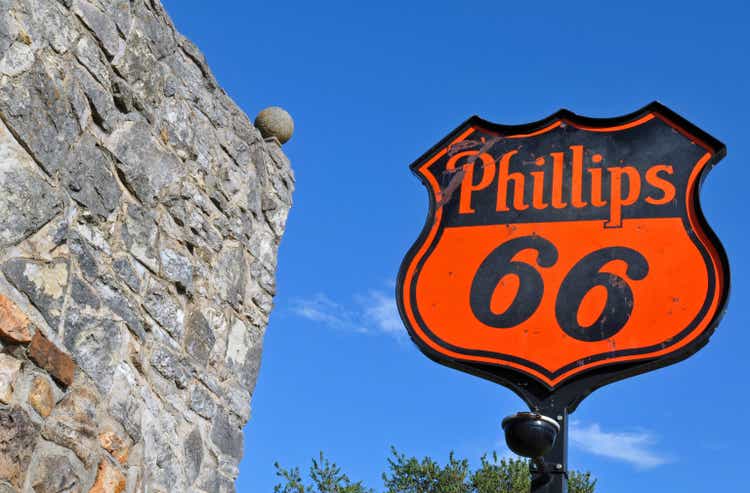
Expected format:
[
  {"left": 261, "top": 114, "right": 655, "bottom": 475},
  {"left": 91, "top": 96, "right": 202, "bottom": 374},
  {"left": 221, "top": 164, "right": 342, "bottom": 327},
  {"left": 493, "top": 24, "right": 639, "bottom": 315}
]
[{"left": 396, "top": 101, "right": 730, "bottom": 411}]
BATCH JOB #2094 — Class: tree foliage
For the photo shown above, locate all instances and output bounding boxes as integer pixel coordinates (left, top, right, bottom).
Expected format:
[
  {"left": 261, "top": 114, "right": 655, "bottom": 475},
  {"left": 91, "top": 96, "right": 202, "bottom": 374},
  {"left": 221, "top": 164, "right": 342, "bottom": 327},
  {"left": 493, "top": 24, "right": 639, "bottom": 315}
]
[
  {"left": 275, "top": 448, "right": 596, "bottom": 493},
  {"left": 274, "top": 452, "right": 373, "bottom": 493}
]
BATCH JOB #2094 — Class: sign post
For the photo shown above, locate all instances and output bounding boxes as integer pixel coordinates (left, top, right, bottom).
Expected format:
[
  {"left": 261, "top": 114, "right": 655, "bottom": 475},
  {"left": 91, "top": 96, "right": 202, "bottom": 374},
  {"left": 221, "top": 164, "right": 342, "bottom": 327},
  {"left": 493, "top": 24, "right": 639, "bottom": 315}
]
[{"left": 397, "top": 102, "right": 728, "bottom": 492}]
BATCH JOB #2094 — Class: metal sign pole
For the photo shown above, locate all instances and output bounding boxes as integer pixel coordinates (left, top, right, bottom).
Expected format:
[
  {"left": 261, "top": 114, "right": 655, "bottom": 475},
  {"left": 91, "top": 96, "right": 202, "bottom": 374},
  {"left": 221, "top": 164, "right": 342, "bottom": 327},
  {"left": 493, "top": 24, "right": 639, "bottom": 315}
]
[{"left": 530, "top": 407, "right": 568, "bottom": 493}]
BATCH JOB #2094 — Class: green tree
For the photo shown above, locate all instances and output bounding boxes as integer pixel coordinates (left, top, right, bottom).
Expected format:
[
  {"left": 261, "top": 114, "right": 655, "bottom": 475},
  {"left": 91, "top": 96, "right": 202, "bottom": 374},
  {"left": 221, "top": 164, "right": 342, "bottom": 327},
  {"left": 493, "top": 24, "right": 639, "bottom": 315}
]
[
  {"left": 275, "top": 448, "right": 596, "bottom": 493},
  {"left": 382, "top": 449, "right": 470, "bottom": 493},
  {"left": 274, "top": 452, "right": 373, "bottom": 493},
  {"left": 466, "top": 452, "right": 596, "bottom": 493}
]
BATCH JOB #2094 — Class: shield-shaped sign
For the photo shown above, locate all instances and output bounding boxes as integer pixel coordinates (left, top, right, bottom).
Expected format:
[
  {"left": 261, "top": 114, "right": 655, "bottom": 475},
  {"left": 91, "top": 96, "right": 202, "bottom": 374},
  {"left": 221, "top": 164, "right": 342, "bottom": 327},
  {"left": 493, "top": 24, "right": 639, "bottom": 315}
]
[{"left": 397, "top": 102, "right": 728, "bottom": 409}]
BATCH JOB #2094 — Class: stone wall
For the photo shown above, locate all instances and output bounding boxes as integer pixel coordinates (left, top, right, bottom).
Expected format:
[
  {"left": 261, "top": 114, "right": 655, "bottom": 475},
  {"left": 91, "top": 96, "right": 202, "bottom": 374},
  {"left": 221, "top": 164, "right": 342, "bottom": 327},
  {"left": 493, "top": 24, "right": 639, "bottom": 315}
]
[{"left": 0, "top": 1, "right": 294, "bottom": 491}]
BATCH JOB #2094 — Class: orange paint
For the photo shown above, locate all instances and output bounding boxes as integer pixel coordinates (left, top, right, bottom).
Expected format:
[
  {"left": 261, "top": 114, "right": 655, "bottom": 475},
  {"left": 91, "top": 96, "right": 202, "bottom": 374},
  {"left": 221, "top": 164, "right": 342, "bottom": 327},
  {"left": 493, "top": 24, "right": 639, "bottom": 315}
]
[
  {"left": 645, "top": 165, "right": 676, "bottom": 205},
  {"left": 570, "top": 145, "right": 588, "bottom": 208},
  {"left": 549, "top": 152, "right": 568, "bottom": 209},
  {"left": 495, "top": 150, "right": 528, "bottom": 212},
  {"left": 605, "top": 166, "right": 641, "bottom": 228},
  {"left": 446, "top": 151, "right": 496, "bottom": 214}
]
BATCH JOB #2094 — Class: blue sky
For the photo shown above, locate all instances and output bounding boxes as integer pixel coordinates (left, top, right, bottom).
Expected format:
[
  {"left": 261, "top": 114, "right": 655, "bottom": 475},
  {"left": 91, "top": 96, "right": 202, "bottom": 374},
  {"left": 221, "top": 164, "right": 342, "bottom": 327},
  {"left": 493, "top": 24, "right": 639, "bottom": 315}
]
[{"left": 163, "top": 1, "right": 749, "bottom": 491}]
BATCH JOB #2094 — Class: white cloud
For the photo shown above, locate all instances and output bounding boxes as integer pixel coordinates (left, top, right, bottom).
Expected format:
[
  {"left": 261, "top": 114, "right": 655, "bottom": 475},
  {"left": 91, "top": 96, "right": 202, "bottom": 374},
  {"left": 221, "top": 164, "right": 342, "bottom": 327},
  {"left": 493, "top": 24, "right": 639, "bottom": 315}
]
[
  {"left": 359, "top": 290, "right": 402, "bottom": 336},
  {"left": 570, "top": 421, "right": 670, "bottom": 469},
  {"left": 291, "top": 288, "right": 403, "bottom": 339},
  {"left": 290, "top": 293, "right": 368, "bottom": 333}
]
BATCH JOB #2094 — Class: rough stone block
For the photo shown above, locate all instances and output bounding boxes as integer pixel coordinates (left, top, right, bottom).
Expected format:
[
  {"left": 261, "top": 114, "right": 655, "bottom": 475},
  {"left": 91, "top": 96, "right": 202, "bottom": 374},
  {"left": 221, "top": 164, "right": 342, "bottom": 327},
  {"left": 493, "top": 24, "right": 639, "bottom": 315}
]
[
  {"left": 185, "top": 310, "right": 215, "bottom": 366},
  {"left": 63, "top": 133, "right": 122, "bottom": 218},
  {"left": 0, "top": 406, "right": 39, "bottom": 489},
  {"left": 63, "top": 308, "right": 122, "bottom": 394},
  {"left": 159, "top": 248, "right": 193, "bottom": 293},
  {"left": 72, "top": 0, "right": 123, "bottom": 59},
  {"left": 98, "top": 429, "right": 130, "bottom": 465},
  {"left": 184, "top": 427, "right": 203, "bottom": 485},
  {"left": 2, "top": 258, "right": 69, "bottom": 331},
  {"left": 95, "top": 277, "right": 145, "bottom": 341},
  {"left": 28, "top": 375, "right": 55, "bottom": 418},
  {"left": 105, "top": 121, "right": 184, "bottom": 206},
  {"left": 120, "top": 203, "right": 159, "bottom": 272},
  {"left": 88, "top": 459, "right": 126, "bottom": 493},
  {"left": 28, "top": 331, "right": 76, "bottom": 387},
  {"left": 0, "top": 56, "right": 83, "bottom": 176},
  {"left": 189, "top": 382, "right": 216, "bottom": 419},
  {"left": 30, "top": 453, "right": 83, "bottom": 493},
  {"left": 0, "top": 293, "right": 32, "bottom": 343},
  {"left": 149, "top": 346, "right": 189, "bottom": 389},
  {"left": 112, "top": 256, "right": 141, "bottom": 293},
  {"left": 0, "top": 119, "right": 63, "bottom": 248},
  {"left": 210, "top": 411, "right": 243, "bottom": 461},
  {"left": 0, "top": 354, "right": 21, "bottom": 404},
  {"left": 142, "top": 279, "right": 184, "bottom": 342},
  {"left": 41, "top": 385, "right": 100, "bottom": 466}
]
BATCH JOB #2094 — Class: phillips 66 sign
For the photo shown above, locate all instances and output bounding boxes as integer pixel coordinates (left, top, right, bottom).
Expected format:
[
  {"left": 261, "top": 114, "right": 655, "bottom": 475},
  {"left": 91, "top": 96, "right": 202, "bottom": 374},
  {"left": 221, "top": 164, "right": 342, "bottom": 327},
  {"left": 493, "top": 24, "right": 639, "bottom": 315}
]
[{"left": 396, "top": 102, "right": 728, "bottom": 408}]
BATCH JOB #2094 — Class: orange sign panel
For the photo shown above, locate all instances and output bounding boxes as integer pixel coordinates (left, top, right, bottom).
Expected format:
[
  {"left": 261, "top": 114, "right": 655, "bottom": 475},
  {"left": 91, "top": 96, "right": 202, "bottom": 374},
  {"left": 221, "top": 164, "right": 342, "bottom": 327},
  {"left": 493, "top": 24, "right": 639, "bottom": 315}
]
[{"left": 397, "top": 102, "right": 728, "bottom": 401}]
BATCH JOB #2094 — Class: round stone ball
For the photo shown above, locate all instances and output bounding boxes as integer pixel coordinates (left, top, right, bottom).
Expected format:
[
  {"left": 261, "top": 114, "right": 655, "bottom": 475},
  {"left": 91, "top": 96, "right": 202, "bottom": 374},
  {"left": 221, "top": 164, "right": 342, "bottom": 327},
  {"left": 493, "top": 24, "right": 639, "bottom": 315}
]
[{"left": 254, "top": 106, "right": 294, "bottom": 144}]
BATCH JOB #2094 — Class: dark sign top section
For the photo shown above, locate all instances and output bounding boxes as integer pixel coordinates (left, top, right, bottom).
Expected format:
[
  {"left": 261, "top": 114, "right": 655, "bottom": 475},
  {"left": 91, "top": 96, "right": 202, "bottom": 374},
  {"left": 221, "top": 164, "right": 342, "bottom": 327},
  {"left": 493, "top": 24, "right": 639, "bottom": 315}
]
[{"left": 430, "top": 115, "right": 703, "bottom": 228}]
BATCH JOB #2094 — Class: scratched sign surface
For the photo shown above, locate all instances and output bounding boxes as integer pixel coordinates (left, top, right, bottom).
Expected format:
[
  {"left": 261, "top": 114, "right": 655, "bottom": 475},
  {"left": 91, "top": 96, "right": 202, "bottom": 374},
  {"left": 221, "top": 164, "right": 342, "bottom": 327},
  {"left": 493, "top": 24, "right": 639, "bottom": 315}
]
[{"left": 397, "top": 102, "right": 728, "bottom": 392}]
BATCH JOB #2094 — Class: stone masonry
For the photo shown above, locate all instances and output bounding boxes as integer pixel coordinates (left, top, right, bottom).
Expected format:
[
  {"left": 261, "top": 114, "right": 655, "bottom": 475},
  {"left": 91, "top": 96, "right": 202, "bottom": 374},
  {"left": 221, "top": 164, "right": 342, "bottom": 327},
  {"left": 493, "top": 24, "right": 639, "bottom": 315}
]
[{"left": 0, "top": 1, "right": 294, "bottom": 491}]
